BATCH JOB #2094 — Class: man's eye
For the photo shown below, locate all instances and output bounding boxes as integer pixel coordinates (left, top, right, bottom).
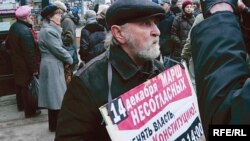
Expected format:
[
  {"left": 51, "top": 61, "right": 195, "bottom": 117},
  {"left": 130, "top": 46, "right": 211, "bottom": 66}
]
[{"left": 142, "top": 21, "right": 151, "bottom": 26}]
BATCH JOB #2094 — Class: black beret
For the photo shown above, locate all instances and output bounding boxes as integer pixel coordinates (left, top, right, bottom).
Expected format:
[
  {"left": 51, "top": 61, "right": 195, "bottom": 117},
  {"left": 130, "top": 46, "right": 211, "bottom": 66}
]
[
  {"left": 41, "top": 4, "right": 59, "bottom": 19},
  {"left": 106, "top": 0, "right": 165, "bottom": 27}
]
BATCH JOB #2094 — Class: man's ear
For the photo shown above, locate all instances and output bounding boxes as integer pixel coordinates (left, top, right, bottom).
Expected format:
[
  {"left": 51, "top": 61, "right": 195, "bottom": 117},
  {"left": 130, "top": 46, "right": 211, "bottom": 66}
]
[{"left": 110, "top": 25, "right": 126, "bottom": 44}]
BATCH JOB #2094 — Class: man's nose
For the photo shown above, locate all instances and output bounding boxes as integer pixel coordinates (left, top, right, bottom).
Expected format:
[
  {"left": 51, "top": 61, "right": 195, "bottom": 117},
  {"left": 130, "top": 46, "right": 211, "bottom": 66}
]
[{"left": 151, "top": 24, "right": 160, "bottom": 37}]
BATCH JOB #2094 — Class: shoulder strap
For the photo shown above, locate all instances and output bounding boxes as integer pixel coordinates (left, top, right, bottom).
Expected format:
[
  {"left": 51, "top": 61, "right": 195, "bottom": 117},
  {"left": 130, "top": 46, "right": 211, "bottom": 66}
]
[{"left": 106, "top": 51, "right": 113, "bottom": 116}]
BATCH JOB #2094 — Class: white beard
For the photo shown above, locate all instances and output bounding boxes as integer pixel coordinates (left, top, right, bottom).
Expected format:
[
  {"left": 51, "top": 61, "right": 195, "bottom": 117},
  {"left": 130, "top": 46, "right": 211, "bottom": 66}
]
[
  {"left": 136, "top": 42, "right": 160, "bottom": 60},
  {"left": 124, "top": 31, "right": 160, "bottom": 60}
]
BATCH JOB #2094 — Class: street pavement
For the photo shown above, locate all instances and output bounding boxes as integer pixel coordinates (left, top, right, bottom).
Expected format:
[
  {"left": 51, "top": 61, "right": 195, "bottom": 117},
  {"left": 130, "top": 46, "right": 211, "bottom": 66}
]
[{"left": 0, "top": 95, "right": 55, "bottom": 141}]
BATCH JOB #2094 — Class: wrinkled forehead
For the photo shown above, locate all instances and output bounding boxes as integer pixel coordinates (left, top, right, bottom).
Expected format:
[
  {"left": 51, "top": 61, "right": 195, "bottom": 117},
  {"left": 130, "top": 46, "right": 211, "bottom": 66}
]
[{"left": 130, "top": 16, "right": 161, "bottom": 25}]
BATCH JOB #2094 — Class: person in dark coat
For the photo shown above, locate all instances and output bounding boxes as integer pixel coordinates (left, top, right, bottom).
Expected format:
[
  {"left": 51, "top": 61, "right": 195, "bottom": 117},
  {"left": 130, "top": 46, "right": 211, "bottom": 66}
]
[
  {"left": 190, "top": 0, "right": 250, "bottom": 138},
  {"left": 54, "top": 1, "right": 79, "bottom": 85},
  {"left": 79, "top": 10, "right": 107, "bottom": 64},
  {"left": 170, "top": 0, "right": 182, "bottom": 15},
  {"left": 171, "top": 0, "right": 195, "bottom": 62},
  {"left": 238, "top": 0, "right": 250, "bottom": 55},
  {"left": 55, "top": 1, "right": 79, "bottom": 72},
  {"left": 55, "top": 0, "right": 165, "bottom": 140},
  {"left": 192, "top": 0, "right": 201, "bottom": 17},
  {"left": 157, "top": 0, "right": 175, "bottom": 69},
  {"left": 96, "top": 5, "right": 109, "bottom": 30},
  {"left": 7, "top": 5, "right": 41, "bottom": 118}
]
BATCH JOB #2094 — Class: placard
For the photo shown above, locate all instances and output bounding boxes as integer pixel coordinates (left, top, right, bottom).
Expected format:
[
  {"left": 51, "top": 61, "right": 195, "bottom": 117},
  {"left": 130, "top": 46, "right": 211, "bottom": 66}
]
[{"left": 99, "top": 64, "right": 204, "bottom": 141}]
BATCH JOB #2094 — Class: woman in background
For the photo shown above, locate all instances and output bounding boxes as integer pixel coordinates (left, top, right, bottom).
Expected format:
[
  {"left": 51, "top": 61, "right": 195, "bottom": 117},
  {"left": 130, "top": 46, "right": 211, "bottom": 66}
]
[
  {"left": 171, "top": 0, "right": 194, "bottom": 62},
  {"left": 38, "top": 4, "right": 73, "bottom": 132}
]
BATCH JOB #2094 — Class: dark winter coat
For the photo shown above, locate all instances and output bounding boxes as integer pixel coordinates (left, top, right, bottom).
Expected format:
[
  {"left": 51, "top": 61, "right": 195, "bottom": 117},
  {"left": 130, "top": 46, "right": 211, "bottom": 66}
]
[
  {"left": 61, "top": 12, "right": 79, "bottom": 71},
  {"left": 55, "top": 44, "right": 165, "bottom": 141},
  {"left": 157, "top": 11, "right": 175, "bottom": 56},
  {"left": 170, "top": 4, "right": 182, "bottom": 16},
  {"left": 79, "top": 22, "right": 106, "bottom": 63},
  {"left": 241, "top": 7, "right": 250, "bottom": 54},
  {"left": 61, "top": 12, "right": 77, "bottom": 47},
  {"left": 171, "top": 12, "right": 194, "bottom": 59},
  {"left": 7, "top": 20, "right": 40, "bottom": 87},
  {"left": 190, "top": 11, "right": 250, "bottom": 137}
]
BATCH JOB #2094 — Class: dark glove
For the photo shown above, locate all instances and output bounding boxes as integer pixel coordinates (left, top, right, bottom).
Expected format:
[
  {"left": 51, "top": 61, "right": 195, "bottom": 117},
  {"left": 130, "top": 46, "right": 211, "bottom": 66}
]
[
  {"left": 242, "top": 0, "right": 250, "bottom": 7},
  {"left": 241, "top": 6, "right": 250, "bottom": 29},
  {"left": 201, "top": 0, "right": 238, "bottom": 18}
]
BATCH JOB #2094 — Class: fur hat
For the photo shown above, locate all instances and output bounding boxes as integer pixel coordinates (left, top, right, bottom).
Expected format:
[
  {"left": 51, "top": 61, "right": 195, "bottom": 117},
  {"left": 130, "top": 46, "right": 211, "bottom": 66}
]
[
  {"left": 106, "top": 0, "right": 165, "bottom": 27},
  {"left": 41, "top": 4, "right": 59, "bottom": 19},
  {"left": 182, "top": 1, "right": 192, "bottom": 10},
  {"left": 54, "top": 1, "right": 67, "bottom": 12},
  {"left": 15, "top": 5, "right": 32, "bottom": 20}
]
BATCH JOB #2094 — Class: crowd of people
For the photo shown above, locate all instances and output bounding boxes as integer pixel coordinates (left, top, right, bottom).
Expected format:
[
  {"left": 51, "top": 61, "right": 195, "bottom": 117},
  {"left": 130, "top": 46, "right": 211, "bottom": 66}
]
[{"left": 5, "top": 0, "right": 250, "bottom": 140}]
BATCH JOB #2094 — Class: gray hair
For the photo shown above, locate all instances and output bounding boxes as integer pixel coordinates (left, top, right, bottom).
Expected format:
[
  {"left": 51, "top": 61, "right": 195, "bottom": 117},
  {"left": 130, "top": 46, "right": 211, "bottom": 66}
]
[
  {"left": 104, "top": 32, "right": 117, "bottom": 49},
  {"left": 104, "top": 24, "right": 129, "bottom": 48}
]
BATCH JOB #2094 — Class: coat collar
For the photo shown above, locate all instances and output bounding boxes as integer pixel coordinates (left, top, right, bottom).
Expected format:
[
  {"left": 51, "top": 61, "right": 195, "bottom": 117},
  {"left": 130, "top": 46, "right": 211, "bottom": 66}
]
[
  {"left": 17, "top": 19, "right": 32, "bottom": 28},
  {"left": 42, "top": 20, "right": 62, "bottom": 33},
  {"left": 109, "top": 44, "right": 162, "bottom": 80}
]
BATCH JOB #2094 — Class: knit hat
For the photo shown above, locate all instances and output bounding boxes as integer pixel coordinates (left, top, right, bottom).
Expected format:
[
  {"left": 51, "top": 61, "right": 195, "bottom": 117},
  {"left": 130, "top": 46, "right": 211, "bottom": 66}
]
[
  {"left": 84, "top": 10, "right": 96, "bottom": 20},
  {"left": 84, "top": 10, "right": 97, "bottom": 24},
  {"left": 15, "top": 5, "right": 32, "bottom": 20},
  {"left": 182, "top": 1, "right": 192, "bottom": 10},
  {"left": 41, "top": 4, "right": 59, "bottom": 19},
  {"left": 54, "top": 1, "right": 67, "bottom": 12},
  {"left": 106, "top": 0, "right": 165, "bottom": 27}
]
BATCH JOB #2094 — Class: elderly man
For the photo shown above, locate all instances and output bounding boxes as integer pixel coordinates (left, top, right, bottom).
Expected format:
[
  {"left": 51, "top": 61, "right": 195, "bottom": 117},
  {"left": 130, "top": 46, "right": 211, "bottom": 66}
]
[
  {"left": 7, "top": 5, "right": 41, "bottom": 118},
  {"left": 55, "top": 0, "right": 165, "bottom": 140}
]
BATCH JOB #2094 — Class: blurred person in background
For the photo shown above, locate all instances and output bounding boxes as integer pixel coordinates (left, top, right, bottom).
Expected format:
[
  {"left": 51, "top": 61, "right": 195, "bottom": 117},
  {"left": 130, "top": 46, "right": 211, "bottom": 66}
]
[
  {"left": 78, "top": 10, "right": 107, "bottom": 65},
  {"left": 93, "top": 3, "right": 99, "bottom": 13},
  {"left": 192, "top": 0, "right": 201, "bottom": 17},
  {"left": 171, "top": 0, "right": 195, "bottom": 62},
  {"left": 72, "top": 6, "right": 80, "bottom": 25},
  {"left": 96, "top": 4, "right": 110, "bottom": 30},
  {"left": 38, "top": 4, "right": 73, "bottom": 132},
  {"left": 157, "top": 0, "right": 175, "bottom": 68},
  {"left": 170, "top": 0, "right": 182, "bottom": 15},
  {"left": 54, "top": 1, "right": 79, "bottom": 84},
  {"left": 7, "top": 5, "right": 41, "bottom": 118}
]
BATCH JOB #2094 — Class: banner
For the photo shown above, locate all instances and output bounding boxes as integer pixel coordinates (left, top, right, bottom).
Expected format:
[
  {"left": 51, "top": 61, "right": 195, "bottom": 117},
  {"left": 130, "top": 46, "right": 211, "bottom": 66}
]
[{"left": 99, "top": 64, "right": 204, "bottom": 141}]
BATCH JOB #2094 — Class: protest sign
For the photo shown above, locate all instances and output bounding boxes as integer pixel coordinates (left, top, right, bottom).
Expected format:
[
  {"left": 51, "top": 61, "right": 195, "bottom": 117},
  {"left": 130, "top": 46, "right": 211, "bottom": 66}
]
[{"left": 99, "top": 64, "right": 204, "bottom": 141}]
